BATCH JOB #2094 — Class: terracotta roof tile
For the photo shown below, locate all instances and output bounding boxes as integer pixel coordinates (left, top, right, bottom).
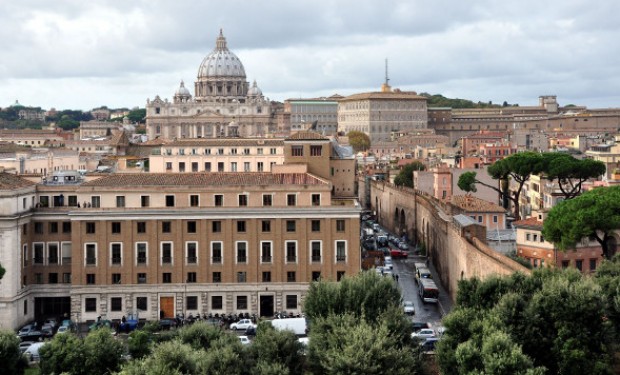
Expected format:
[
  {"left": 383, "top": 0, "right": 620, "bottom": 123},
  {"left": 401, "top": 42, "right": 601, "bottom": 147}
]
[
  {"left": 0, "top": 173, "right": 36, "bottom": 190},
  {"left": 80, "top": 172, "right": 328, "bottom": 187},
  {"left": 285, "top": 131, "right": 328, "bottom": 141},
  {"left": 512, "top": 217, "right": 543, "bottom": 229},
  {"left": 450, "top": 195, "right": 506, "bottom": 213}
]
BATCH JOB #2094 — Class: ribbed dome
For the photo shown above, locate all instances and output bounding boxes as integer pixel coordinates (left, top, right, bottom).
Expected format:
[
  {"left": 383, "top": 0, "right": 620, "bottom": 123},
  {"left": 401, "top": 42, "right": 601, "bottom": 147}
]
[
  {"left": 247, "top": 80, "right": 263, "bottom": 97},
  {"left": 175, "top": 81, "right": 191, "bottom": 97},
  {"left": 197, "top": 30, "right": 246, "bottom": 79}
]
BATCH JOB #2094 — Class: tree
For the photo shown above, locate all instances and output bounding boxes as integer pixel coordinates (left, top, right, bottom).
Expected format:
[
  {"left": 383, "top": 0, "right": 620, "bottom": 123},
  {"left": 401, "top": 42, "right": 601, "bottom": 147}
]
[
  {"left": 83, "top": 327, "right": 125, "bottom": 374},
  {"left": 127, "top": 329, "right": 152, "bottom": 360},
  {"left": 40, "top": 332, "right": 85, "bottom": 375},
  {"left": 393, "top": 161, "right": 426, "bottom": 188},
  {"left": 307, "top": 313, "right": 420, "bottom": 375},
  {"left": 457, "top": 152, "right": 546, "bottom": 220},
  {"left": 177, "top": 321, "right": 225, "bottom": 351},
  {"left": 346, "top": 131, "right": 370, "bottom": 152},
  {"left": 0, "top": 262, "right": 5, "bottom": 280},
  {"left": 542, "top": 186, "right": 620, "bottom": 260},
  {"left": 126, "top": 108, "right": 146, "bottom": 124},
  {"left": 121, "top": 340, "right": 201, "bottom": 375},
  {"left": 542, "top": 153, "right": 606, "bottom": 199},
  {"left": 436, "top": 269, "right": 615, "bottom": 375},
  {"left": 0, "top": 330, "right": 27, "bottom": 375},
  {"left": 251, "top": 322, "right": 305, "bottom": 375}
]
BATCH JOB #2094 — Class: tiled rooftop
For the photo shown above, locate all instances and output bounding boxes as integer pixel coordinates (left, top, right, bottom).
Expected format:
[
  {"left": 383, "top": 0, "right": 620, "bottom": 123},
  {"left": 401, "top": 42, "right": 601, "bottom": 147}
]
[
  {"left": 0, "top": 173, "right": 37, "bottom": 189},
  {"left": 512, "top": 217, "right": 543, "bottom": 229},
  {"left": 285, "top": 131, "right": 328, "bottom": 141},
  {"left": 450, "top": 195, "right": 506, "bottom": 213},
  {"left": 81, "top": 172, "right": 328, "bottom": 187}
]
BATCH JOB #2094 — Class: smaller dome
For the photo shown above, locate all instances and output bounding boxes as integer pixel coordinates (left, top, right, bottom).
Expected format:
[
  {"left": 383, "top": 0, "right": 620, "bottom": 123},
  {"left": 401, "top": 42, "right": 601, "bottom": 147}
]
[
  {"left": 247, "top": 80, "right": 262, "bottom": 97},
  {"left": 175, "top": 81, "right": 191, "bottom": 97}
]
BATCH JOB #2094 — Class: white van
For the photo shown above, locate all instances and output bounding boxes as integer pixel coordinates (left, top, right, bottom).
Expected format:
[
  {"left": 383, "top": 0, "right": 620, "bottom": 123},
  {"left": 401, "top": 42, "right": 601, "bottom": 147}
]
[
  {"left": 24, "top": 342, "right": 47, "bottom": 362},
  {"left": 269, "top": 318, "right": 308, "bottom": 336}
]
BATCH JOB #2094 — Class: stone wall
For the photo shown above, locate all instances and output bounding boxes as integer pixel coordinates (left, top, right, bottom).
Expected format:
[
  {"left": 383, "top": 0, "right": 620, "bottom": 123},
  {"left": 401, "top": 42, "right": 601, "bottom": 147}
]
[{"left": 370, "top": 181, "right": 530, "bottom": 301}]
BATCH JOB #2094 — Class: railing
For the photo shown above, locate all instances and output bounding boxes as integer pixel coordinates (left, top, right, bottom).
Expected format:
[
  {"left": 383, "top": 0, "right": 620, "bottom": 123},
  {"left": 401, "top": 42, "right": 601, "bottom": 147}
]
[
  {"left": 212, "top": 256, "right": 222, "bottom": 264},
  {"left": 286, "top": 255, "right": 297, "bottom": 262},
  {"left": 336, "top": 255, "right": 346, "bottom": 262},
  {"left": 85, "top": 257, "right": 96, "bottom": 265},
  {"left": 261, "top": 255, "right": 272, "bottom": 263},
  {"left": 161, "top": 256, "right": 172, "bottom": 264},
  {"left": 62, "top": 257, "right": 71, "bottom": 265},
  {"left": 111, "top": 257, "right": 122, "bottom": 265},
  {"left": 237, "top": 256, "right": 247, "bottom": 263},
  {"left": 186, "top": 256, "right": 197, "bottom": 264},
  {"left": 136, "top": 257, "right": 147, "bottom": 264},
  {"left": 311, "top": 255, "right": 321, "bottom": 262}
]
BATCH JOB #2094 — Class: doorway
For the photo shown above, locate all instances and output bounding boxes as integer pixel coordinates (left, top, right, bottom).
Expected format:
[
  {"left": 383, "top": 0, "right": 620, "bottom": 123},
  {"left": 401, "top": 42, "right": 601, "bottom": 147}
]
[
  {"left": 159, "top": 296, "right": 174, "bottom": 318},
  {"left": 259, "top": 295, "right": 274, "bottom": 317}
]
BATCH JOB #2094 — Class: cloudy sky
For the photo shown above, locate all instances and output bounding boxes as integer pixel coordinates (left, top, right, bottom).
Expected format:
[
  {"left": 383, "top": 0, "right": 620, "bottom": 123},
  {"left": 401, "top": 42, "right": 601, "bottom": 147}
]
[{"left": 2, "top": 0, "right": 619, "bottom": 111}]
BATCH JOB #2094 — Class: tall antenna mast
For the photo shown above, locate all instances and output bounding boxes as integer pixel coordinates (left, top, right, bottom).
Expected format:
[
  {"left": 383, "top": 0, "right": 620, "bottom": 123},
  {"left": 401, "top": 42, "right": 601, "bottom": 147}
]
[{"left": 381, "top": 58, "right": 392, "bottom": 92}]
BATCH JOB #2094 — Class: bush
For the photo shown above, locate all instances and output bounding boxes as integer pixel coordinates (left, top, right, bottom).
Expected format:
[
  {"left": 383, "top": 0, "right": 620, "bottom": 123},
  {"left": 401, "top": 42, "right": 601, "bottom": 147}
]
[{"left": 0, "top": 330, "right": 27, "bottom": 375}]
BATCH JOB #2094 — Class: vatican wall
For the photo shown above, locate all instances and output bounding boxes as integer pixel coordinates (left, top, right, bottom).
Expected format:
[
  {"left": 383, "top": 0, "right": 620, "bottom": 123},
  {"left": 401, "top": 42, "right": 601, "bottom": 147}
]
[{"left": 370, "top": 181, "right": 529, "bottom": 301}]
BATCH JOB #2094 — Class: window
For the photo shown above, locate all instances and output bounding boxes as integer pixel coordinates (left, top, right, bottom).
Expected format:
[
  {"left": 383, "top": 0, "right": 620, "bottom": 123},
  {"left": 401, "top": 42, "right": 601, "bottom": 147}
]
[
  {"left": 311, "top": 194, "right": 321, "bottom": 206},
  {"left": 214, "top": 195, "right": 223, "bottom": 206},
  {"left": 136, "top": 243, "right": 147, "bottom": 265},
  {"left": 336, "top": 220, "right": 345, "bottom": 232},
  {"left": 62, "top": 222, "right": 71, "bottom": 234},
  {"left": 187, "top": 272, "right": 197, "bottom": 283},
  {"left": 190, "top": 195, "right": 199, "bottom": 207},
  {"left": 286, "top": 220, "right": 296, "bottom": 232},
  {"left": 212, "top": 221, "right": 222, "bottom": 233},
  {"left": 140, "top": 195, "right": 150, "bottom": 207},
  {"left": 337, "top": 271, "right": 345, "bottom": 281},
  {"left": 137, "top": 273, "right": 147, "bottom": 284},
  {"left": 262, "top": 194, "right": 272, "bottom": 206},
  {"left": 286, "top": 295, "right": 297, "bottom": 309},
  {"left": 49, "top": 222, "right": 58, "bottom": 233},
  {"left": 562, "top": 260, "right": 569, "bottom": 269},
  {"left": 493, "top": 215, "right": 498, "bottom": 223},
  {"left": 161, "top": 242, "right": 173, "bottom": 264},
  {"left": 22, "top": 223, "right": 27, "bottom": 235},
  {"left": 311, "top": 220, "right": 321, "bottom": 232},
  {"left": 244, "top": 162, "right": 250, "bottom": 172},
  {"left": 112, "top": 273, "right": 121, "bottom": 284},
  {"left": 261, "top": 242, "right": 272, "bottom": 263},
  {"left": 165, "top": 195, "right": 175, "bottom": 207},
  {"left": 192, "top": 162, "right": 199, "bottom": 172},
  {"left": 86, "top": 274, "right": 96, "bottom": 284},
  {"left": 336, "top": 241, "right": 346, "bottom": 262},
  {"left": 257, "top": 162, "right": 264, "bottom": 172},
  {"left": 237, "top": 220, "right": 246, "bottom": 233},
  {"left": 526, "top": 233, "right": 531, "bottom": 241},
  {"left": 312, "top": 271, "right": 321, "bottom": 281},
  {"left": 287, "top": 271, "right": 296, "bottom": 282},
  {"left": 287, "top": 194, "right": 297, "bottom": 206},
  {"left": 34, "top": 243, "right": 44, "bottom": 264},
  {"left": 310, "top": 145, "right": 322, "bottom": 156},
  {"left": 137, "top": 222, "right": 146, "bottom": 234},
  {"left": 311, "top": 241, "right": 321, "bottom": 262},
  {"left": 237, "top": 296, "right": 248, "bottom": 310},
  {"left": 238, "top": 194, "right": 247, "bottom": 206},
  {"left": 108, "top": 297, "right": 122, "bottom": 312},
  {"left": 212, "top": 272, "right": 221, "bottom": 283},
  {"left": 205, "top": 162, "right": 212, "bottom": 172},
  {"left": 261, "top": 220, "right": 271, "bottom": 232},
  {"left": 270, "top": 148, "right": 277, "bottom": 155},
  {"left": 111, "top": 222, "right": 121, "bottom": 234},
  {"left": 187, "top": 221, "right": 197, "bottom": 233},
  {"left": 237, "top": 242, "right": 247, "bottom": 263},
  {"left": 218, "top": 162, "right": 224, "bottom": 172},
  {"left": 292, "top": 145, "right": 303, "bottom": 156},
  {"left": 163, "top": 273, "right": 172, "bottom": 283},
  {"left": 48, "top": 273, "right": 58, "bottom": 284},
  {"left": 111, "top": 243, "right": 122, "bottom": 265},
  {"left": 85, "top": 244, "right": 97, "bottom": 265},
  {"left": 179, "top": 162, "right": 185, "bottom": 172},
  {"left": 136, "top": 297, "right": 147, "bottom": 311},
  {"left": 23, "top": 244, "right": 28, "bottom": 267},
  {"left": 590, "top": 258, "right": 597, "bottom": 271},
  {"left": 186, "top": 296, "right": 198, "bottom": 310},
  {"left": 86, "top": 222, "right": 96, "bottom": 234},
  {"left": 63, "top": 273, "right": 71, "bottom": 284},
  {"left": 116, "top": 196, "right": 126, "bottom": 208},
  {"left": 186, "top": 242, "right": 197, "bottom": 264},
  {"left": 533, "top": 234, "right": 538, "bottom": 242},
  {"left": 165, "top": 162, "right": 172, "bottom": 171},
  {"left": 231, "top": 162, "right": 237, "bottom": 172},
  {"left": 212, "top": 242, "right": 222, "bottom": 264},
  {"left": 91, "top": 196, "right": 100, "bottom": 208},
  {"left": 211, "top": 296, "right": 223, "bottom": 310},
  {"left": 262, "top": 271, "right": 271, "bottom": 282},
  {"left": 575, "top": 259, "right": 583, "bottom": 271},
  {"left": 48, "top": 243, "right": 59, "bottom": 264},
  {"left": 286, "top": 241, "right": 297, "bottom": 263},
  {"left": 237, "top": 271, "right": 247, "bottom": 283},
  {"left": 162, "top": 221, "right": 171, "bottom": 233},
  {"left": 34, "top": 222, "right": 44, "bottom": 234},
  {"left": 85, "top": 298, "right": 97, "bottom": 312},
  {"left": 35, "top": 273, "right": 43, "bottom": 284}
]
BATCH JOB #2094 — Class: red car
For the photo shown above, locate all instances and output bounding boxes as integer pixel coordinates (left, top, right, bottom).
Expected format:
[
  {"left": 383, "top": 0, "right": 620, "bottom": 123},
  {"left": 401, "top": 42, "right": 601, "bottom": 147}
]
[{"left": 390, "top": 249, "right": 408, "bottom": 258}]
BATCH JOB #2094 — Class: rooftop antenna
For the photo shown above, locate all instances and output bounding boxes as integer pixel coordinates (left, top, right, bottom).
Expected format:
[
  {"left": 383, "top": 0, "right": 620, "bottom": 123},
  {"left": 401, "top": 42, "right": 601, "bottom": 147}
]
[{"left": 381, "top": 58, "right": 392, "bottom": 92}]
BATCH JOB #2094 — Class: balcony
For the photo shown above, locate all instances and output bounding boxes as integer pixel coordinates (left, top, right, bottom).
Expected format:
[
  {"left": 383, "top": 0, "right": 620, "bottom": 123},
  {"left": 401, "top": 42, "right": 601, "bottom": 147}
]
[
  {"left": 261, "top": 255, "right": 272, "bottom": 263},
  {"left": 336, "top": 255, "right": 346, "bottom": 262}
]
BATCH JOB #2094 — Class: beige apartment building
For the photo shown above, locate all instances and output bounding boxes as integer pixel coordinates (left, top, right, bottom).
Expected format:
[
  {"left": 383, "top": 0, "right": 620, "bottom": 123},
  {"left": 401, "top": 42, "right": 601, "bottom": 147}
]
[
  {"left": 0, "top": 132, "right": 360, "bottom": 329},
  {"left": 284, "top": 95, "right": 342, "bottom": 135}
]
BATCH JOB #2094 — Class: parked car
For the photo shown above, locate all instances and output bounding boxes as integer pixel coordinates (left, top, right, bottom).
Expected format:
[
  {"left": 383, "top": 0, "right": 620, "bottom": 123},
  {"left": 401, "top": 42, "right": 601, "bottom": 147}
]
[
  {"left": 19, "top": 341, "right": 35, "bottom": 353},
  {"left": 245, "top": 325, "right": 257, "bottom": 336},
  {"left": 159, "top": 318, "right": 177, "bottom": 330},
  {"left": 17, "top": 324, "right": 37, "bottom": 337},
  {"left": 238, "top": 335, "right": 251, "bottom": 345},
  {"left": 420, "top": 337, "right": 440, "bottom": 352},
  {"left": 398, "top": 242, "right": 410, "bottom": 250},
  {"left": 403, "top": 301, "right": 415, "bottom": 315},
  {"left": 41, "top": 326, "right": 54, "bottom": 339},
  {"left": 56, "top": 325, "right": 70, "bottom": 335},
  {"left": 390, "top": 249, "right": 408, "bottom": 258},
  {"left": 412, "top": 328, "right": 436, "bottom": 339},
  {"left": 89, "top": 319, "right": 112, "bottom": 332},
  {"left": 24, "top": 342, "right": 47, "bottom": 362},
  {"left": 411, "top": 321, "right": 430, "bottom": 332},
  {"left": 230, "top": 319, "right": 255, "bottom": 331}
]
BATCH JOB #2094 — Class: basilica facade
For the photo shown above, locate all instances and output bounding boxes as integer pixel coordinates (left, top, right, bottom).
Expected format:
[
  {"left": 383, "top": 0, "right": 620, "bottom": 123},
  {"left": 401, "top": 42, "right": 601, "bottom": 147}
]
[{"left": 145, "top": 30, "right": 278, "bottom": 140}]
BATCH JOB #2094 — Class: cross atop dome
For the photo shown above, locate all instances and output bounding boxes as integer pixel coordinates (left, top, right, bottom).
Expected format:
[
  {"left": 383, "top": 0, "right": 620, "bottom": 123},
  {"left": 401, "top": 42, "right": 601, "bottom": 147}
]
[{"left": 216, "top": 29, "right": 228, "bottom": 50}]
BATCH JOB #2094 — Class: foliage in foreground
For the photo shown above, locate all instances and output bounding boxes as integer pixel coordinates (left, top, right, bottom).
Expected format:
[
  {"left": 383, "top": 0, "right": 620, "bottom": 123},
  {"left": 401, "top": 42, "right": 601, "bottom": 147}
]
[
  {"left": 436, "top": 267, "right": 618, "bottom": 375},
  {"left": 0, "top": 330, "right": 27, "bottom": 375}
]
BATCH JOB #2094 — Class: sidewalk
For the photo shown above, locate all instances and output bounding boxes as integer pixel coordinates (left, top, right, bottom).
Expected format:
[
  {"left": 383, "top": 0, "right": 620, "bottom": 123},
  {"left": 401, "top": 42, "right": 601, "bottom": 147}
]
[{"left": 411, "top": 255, "right": 454, "bottom": 318}]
